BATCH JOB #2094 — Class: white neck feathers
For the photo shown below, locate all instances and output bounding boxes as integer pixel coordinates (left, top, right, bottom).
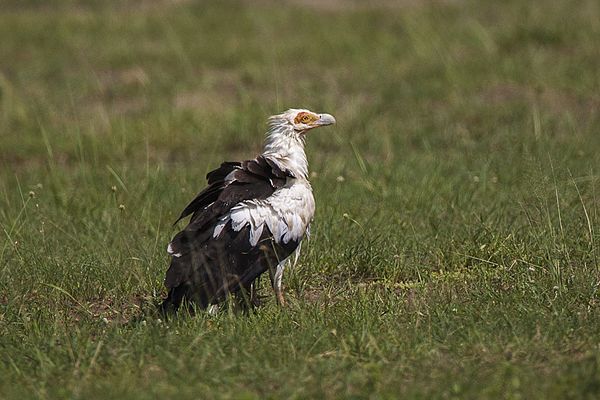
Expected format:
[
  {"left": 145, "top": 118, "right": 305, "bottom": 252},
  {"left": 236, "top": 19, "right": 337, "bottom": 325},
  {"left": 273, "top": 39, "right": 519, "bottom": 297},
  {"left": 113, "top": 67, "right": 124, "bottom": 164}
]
[{"left": 262, "top": 119, "right": 308, "bottom": 179}]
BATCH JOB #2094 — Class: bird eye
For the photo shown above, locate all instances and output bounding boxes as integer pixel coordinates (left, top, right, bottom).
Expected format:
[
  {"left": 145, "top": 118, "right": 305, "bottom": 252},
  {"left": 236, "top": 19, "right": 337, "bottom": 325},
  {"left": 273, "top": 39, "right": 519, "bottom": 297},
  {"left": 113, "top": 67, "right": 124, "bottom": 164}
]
[{"left": 295, "top": 112, "right": 316, "bottom": 125}]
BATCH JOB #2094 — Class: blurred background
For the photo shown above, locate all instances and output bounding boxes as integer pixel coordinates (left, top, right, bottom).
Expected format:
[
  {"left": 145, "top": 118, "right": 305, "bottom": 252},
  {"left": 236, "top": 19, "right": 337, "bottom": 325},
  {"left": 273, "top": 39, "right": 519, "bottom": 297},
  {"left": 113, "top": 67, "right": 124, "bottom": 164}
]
[{"left": 3, "top": 0, "right": 598, "bottom": 172}]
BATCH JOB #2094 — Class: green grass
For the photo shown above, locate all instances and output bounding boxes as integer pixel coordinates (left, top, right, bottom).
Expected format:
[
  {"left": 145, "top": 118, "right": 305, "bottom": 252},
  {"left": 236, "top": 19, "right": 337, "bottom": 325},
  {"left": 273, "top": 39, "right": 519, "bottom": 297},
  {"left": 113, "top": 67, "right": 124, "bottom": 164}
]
[{"left": 2, "top": 0, "right": 600, "bottom": 398}]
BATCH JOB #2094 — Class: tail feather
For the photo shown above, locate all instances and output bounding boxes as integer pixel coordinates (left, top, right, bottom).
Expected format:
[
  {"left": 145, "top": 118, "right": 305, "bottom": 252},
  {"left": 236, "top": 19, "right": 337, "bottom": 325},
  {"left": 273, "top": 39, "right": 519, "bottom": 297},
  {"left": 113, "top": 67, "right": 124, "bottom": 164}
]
[{"left": 160, "top": 223, "right": 300, "bottom": 314}]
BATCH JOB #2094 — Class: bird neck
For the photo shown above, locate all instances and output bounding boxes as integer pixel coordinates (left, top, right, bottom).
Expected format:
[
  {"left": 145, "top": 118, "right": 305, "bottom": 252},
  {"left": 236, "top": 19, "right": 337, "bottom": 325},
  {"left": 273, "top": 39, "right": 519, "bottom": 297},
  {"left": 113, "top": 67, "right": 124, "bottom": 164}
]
[{"left": 262, "top": 123, "right": 308, "bottom": 179}]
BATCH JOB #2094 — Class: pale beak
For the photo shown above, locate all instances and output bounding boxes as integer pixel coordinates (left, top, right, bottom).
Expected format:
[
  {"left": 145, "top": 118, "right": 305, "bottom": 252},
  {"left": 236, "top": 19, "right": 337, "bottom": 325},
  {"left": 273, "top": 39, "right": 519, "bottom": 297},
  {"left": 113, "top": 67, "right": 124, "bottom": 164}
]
[{"left": 315, "top": 113, "right": 336, "bottom": 126}]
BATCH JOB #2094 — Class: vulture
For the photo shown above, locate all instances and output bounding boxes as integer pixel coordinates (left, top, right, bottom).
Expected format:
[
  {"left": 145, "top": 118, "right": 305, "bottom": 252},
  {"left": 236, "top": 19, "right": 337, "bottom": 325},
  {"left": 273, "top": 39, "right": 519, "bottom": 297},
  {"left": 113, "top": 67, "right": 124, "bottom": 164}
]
[{"left": 161, "top": 108, "right": 336, "bottom": 313}]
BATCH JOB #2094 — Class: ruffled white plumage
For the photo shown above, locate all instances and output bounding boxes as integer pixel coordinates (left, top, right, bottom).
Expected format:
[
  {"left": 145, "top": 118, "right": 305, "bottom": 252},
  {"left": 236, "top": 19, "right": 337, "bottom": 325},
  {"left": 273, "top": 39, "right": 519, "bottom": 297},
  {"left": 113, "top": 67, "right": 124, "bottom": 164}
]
[{"left": 212, "top": 179, "right": 315, "bottom": 247}]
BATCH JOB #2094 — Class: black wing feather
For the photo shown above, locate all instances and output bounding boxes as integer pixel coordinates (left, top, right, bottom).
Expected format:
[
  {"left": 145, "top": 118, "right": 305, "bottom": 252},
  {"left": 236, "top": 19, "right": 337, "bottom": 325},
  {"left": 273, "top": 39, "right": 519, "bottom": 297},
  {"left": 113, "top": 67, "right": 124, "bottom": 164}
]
[
  {"left": 163, "top": 222, "right": 299, "bottom": 311},
  {"left": 174, "top": 161, "right": 241, "bottom": 224},
  {"left": 173, "top": 156, "right": 293, "bottom": 228},
  {"left": 206, "top": 161, "right": 241, "bottom": 184},
  {"left": 162, "top": 155, "right": 297, "bottom": 312}
]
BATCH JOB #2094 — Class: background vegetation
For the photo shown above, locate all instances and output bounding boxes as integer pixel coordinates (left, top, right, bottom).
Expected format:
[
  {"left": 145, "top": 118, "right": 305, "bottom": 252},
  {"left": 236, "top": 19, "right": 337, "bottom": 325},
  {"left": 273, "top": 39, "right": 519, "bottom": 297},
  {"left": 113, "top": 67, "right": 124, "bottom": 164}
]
[{"left": 1, "top": 0, "right": 600, "bottom": 398}]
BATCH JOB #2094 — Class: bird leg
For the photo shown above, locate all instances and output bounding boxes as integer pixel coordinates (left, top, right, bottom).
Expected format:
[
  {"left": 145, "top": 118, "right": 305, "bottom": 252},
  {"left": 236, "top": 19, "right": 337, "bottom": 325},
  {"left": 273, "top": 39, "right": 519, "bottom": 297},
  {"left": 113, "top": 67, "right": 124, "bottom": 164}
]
[
  {"left": 233, "top": 280, "right": 261, "bottom": 312},
  {"left": 269, "top": 261, "right": 287, "bottom": 306},
  {"left": 249, "top": 279, "right": 263, "bottom": 308},
  {"left": 249, "top": 281, "right": 257, "bottom": 305}
]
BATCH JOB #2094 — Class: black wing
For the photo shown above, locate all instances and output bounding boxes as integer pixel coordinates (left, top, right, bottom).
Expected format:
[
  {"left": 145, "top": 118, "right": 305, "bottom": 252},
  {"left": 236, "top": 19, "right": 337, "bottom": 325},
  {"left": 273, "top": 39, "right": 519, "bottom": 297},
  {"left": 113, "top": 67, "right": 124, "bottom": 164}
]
[
  {"left": 163, "top": 222, "right": 300, "bottom": 312},
  {"left": 162, "top": 155, "right": 297, "bottom": 311},
  {"left": 173, "top": 161, "right": 241, "bottom": 225},
  {"left": 174, "top": 156, "right": 293, "bottom": 228}
]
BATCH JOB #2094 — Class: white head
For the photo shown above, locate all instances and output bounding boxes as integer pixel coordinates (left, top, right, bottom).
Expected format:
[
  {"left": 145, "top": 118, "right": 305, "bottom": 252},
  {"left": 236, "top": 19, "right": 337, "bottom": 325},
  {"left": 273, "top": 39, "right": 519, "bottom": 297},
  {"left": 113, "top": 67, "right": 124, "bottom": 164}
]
[
  {"left": 268, "top": 108, "right": 336, "bottom": 137},
  {"left": 263, "top": 108, "right": 336, "bottom": 178}
]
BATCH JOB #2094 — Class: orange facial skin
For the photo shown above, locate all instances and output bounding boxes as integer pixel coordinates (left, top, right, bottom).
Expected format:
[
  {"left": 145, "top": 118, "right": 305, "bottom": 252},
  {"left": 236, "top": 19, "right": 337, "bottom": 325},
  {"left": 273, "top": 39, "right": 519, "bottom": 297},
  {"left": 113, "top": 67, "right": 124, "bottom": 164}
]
[{"left": 294, "top": 112, "right": 319, "bottom": 125}]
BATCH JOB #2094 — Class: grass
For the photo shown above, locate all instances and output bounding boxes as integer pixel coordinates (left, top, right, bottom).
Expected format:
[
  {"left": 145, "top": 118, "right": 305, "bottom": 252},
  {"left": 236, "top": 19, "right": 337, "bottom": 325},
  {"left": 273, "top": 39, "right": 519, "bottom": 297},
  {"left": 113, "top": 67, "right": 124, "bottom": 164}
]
[{"left": 1, "top": 0, "right": 600, "bottom": 398}]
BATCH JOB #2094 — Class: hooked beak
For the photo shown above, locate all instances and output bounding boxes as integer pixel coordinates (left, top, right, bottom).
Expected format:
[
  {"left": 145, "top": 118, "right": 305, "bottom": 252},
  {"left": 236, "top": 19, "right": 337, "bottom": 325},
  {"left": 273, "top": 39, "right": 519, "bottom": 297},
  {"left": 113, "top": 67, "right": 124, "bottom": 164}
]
[{"left": 315, "top": 113, "right": 336, "bottom": 127}]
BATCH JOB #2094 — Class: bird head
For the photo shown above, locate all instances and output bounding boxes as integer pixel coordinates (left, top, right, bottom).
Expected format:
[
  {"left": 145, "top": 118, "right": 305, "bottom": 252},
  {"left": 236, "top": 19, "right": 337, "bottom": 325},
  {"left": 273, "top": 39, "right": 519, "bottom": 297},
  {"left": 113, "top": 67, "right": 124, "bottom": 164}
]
[
  {"left": 269, "top": 109, "right": 336, "bottom": 135},
  {"left": 264, "top": 108, "right": 335, "bottom": 177}
]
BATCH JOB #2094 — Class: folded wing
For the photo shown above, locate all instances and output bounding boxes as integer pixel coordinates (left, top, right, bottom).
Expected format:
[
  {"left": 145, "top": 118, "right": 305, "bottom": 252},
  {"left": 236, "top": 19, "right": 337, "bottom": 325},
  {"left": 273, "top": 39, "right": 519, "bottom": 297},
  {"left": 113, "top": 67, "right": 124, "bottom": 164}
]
[{"left": 162, "top": 156, "right": 298, "bottom": 311}]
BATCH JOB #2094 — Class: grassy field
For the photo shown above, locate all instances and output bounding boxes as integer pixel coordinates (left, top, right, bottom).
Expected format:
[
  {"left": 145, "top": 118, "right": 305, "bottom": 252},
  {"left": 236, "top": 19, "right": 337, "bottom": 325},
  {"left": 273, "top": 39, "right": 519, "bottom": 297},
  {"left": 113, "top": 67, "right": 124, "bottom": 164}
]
[{"left": 2, "top": 0, "right": 600, "bottom": 398}]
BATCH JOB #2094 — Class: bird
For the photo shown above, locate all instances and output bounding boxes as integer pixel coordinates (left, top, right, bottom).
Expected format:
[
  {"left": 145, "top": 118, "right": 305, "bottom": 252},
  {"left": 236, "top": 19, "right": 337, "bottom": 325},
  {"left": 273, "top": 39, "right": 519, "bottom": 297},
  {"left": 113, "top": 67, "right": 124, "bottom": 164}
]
[{"left": 160, "top": 108, "right": 336, "bottom": 313}]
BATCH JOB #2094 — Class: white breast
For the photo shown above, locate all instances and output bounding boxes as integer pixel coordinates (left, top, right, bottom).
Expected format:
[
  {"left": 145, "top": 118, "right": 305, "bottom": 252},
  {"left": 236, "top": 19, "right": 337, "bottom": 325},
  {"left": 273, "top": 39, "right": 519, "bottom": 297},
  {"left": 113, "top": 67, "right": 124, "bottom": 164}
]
[{"left": 213, "top": 179, "right": 315, "bottom": 246}]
